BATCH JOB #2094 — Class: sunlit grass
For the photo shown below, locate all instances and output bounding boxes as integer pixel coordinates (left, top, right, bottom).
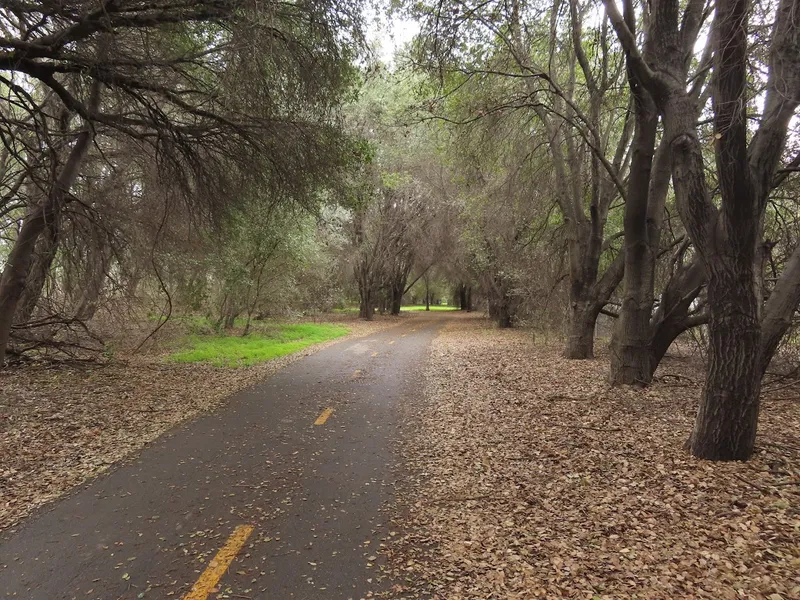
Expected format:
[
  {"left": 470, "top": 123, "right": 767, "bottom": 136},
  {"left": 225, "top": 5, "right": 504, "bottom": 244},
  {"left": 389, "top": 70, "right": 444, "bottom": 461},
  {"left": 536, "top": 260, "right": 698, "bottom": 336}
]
[
  {"left": 168, "top": 323, "right": 350, "bottom": 367},
  {"left": 401, "top": 305, "right": 459, "bottom": 311}
]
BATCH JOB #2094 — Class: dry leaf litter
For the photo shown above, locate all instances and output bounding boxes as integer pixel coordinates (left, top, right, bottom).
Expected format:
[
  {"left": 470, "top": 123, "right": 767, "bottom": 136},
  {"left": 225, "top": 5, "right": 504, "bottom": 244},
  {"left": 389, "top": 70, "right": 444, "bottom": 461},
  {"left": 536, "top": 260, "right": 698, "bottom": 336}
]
[{"left": 386, "top": 314, "right": 800, "bottom": 599}]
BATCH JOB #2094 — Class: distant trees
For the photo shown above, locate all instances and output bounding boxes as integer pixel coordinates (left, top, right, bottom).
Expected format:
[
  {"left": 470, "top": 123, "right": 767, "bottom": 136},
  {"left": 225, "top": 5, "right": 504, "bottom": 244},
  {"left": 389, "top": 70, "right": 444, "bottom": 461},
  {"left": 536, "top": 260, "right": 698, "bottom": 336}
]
[{"left": 344, "top": 70, "right": 458, "bottom": 319}]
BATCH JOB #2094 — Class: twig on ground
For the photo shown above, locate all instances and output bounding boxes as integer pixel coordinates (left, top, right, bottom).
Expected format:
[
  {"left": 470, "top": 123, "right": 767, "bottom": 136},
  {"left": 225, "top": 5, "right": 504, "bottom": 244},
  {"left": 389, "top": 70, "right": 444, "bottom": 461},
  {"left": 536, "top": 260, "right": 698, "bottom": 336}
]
[{"left": 733, "top": 473, "right": 770, "bottom": 494}]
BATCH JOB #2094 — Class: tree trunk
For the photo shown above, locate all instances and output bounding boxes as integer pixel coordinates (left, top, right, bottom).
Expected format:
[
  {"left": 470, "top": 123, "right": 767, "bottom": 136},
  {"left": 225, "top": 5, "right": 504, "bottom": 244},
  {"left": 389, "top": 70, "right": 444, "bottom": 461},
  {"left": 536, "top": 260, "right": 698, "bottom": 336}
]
[
  {"left": 14, "top": 214, "right": 61, "bottom": 324},
  {"left": 74, "top": 252, "right": 109, "bottom": 322},
  {"left": 0, "top": 110, "right": 97, "bottom": 365},
  {"left": 359, "top": 301, "right": 374, "bottom": 321},
  {"left": 610, "top": 88, "right": 659, "bottom": 384},
  {"left": 496, "top": 303, "right": 512, "bottom": 328},
  {"left": 74, "top": 231, "right": 111, "bottom": 324},
  {"left": 690, "top": 264, "right": 761, "bottom": 460},
  {"left": 466, "top": 286, "right": 473, "bottom": 312},
  {"left": 425, "top": 281, "right": 430, "bottom": 311},
  {"left": 224, "top": 311, "right": 238, "bottom": 329},
  {"left": 564, "top": 251, "right": 625, "bottom": 360},
  {"left": 358, "top": 281, "right": 374, "bottom": 321},
  {"left": 759, "top": 245, "right": 800, "bottom": 375},
  {"left": 487, "top": 291, "right": 496, "bottom": 319},
  {"left": 565, "top": 300, "right": 597, "bottom": 358},
  {"left": 459, "top": 284, "right": 467, "bottom": 310},
  {"left": 646, "top": 257, "right": 706, "bottom": 373},
  {"left": 689, "top": 0, "right": 762, "bottom": 461},
  {"left": 389, "top": 275, "right": 405, "bottom": 315}
]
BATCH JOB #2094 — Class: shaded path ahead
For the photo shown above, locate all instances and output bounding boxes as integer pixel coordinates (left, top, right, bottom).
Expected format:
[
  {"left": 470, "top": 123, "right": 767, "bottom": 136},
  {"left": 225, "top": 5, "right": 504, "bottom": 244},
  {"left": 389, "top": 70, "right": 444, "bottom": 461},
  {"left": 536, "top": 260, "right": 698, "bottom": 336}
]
[{"left": 0, "top": 315, "right": 442, "bottom": 599}]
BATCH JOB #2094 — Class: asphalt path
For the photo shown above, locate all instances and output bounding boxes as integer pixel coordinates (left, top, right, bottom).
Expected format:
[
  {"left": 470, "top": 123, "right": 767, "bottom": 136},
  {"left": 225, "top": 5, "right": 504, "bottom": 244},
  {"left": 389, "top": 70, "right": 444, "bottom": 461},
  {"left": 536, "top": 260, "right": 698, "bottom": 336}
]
[{"left": 0, "top": 314, "right": 443, "bottom": 600}]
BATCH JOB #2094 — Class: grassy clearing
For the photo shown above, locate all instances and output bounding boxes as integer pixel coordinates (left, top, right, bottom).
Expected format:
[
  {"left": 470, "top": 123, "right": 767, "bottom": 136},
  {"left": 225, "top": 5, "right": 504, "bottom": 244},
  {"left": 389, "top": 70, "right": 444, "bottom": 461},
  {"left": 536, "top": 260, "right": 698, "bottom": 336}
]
[
  {"left": 401, "top": 305, "right": 459, "bottom": 311},
  {"left": 168, "top": 323, "right": 350, "bottom": 367}
]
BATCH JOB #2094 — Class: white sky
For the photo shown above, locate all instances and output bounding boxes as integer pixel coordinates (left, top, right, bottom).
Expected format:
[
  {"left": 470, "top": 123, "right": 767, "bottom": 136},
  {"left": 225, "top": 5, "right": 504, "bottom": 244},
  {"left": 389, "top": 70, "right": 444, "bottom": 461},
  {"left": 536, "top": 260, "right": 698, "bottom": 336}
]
[{"left": 364, "top": 8, "right": 420, "bottom": 65}]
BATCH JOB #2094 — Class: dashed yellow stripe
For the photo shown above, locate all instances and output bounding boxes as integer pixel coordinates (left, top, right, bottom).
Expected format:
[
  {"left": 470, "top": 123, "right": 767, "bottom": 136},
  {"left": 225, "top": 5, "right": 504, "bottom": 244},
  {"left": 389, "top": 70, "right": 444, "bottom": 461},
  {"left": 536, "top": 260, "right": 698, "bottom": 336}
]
[
  {"left": 183, "top": 524, "right": 254, "bottom": 600},
  {"left": 314, "top": 407, "right": 334, "bottom": 425}
]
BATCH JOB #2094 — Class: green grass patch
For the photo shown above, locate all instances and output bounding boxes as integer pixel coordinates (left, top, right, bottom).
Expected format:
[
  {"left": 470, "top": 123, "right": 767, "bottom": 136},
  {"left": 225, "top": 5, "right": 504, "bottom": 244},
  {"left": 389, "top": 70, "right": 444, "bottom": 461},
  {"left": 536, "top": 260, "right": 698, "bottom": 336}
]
[
  {"left": 168, "top": 323, "right": 350, "bottom": 367},
  {"left": 401, "top": 305, "right": 459, "bottom": 311}
]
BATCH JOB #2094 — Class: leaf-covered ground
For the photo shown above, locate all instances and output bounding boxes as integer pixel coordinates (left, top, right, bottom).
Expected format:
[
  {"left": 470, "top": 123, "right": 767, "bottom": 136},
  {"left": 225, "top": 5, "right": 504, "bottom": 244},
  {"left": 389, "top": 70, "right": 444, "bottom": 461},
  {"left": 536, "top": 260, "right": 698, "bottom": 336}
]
[
  {"left": 387, "top": 314, "right": 800, "bottom": 599},
  {"left": 0, "top": 316, "right": 399, "bottom": 532}
]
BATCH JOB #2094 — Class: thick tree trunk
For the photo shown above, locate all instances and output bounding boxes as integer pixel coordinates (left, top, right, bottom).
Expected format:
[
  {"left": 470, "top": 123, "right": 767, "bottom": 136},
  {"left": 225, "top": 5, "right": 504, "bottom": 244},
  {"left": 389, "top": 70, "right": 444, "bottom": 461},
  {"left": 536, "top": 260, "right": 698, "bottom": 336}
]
[
  {"left": 565, "top": 300, "right": 597, "bottom": 358},
  {"left": 487, "top": 291, "right": 496, "bottom": 319},
  {"left": 496, "top": 303, "right": 513, "bottom": 328},
  {"left": 564, "top": 249, "right": 625, "bottom": 360},
  {"left": 390, "top": 287, "right": 402, "bottom": 315},
  {"left": 390, "top": 294, "right": 401, "bottom": 315},
  {"left": 0, "top": 206, "right": 53, "bottom": 363},
  {"left": 690, "top": 265, "right": 761, "bottom": 460},
  {"left": 359, "top": 303, "right": 374, "bottom": 320}
]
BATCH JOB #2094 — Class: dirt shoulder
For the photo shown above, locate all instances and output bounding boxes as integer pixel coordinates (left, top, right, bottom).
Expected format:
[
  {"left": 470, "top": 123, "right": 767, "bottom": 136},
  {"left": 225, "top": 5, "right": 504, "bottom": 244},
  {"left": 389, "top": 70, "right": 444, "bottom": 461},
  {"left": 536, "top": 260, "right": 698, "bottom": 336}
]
[
  {"left": 388, "top": 313, "right": 799, "bottom": 599},
  {"left": 0, "top": 314, "right": 402, "bottom": 532}
]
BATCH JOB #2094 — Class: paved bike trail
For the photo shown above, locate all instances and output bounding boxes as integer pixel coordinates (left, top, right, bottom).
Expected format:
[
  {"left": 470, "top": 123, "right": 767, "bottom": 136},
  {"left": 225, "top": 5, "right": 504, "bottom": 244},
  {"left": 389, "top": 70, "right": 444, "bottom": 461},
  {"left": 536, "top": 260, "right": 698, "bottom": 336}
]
[{"left": 0, "top": 315, "right": 441, "bottom": 600}]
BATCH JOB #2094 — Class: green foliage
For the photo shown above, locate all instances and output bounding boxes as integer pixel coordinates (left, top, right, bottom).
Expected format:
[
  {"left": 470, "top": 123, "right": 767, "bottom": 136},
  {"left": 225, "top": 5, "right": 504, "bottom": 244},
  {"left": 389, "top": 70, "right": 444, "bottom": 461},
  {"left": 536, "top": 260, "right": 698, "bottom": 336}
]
[{"left": 168, "top": 323, "right": 350, "bottom": 367}]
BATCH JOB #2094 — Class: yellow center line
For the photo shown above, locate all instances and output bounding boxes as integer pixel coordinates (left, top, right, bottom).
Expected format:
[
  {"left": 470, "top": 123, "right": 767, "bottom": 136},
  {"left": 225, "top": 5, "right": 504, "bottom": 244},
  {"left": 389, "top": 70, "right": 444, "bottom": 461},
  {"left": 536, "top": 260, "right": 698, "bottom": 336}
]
[
  {"left": 182, "top": 524, "right": 254, "bottom": 600},
  {"left": 314, "top": 407, "right": 334, "bottom": 425}
]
